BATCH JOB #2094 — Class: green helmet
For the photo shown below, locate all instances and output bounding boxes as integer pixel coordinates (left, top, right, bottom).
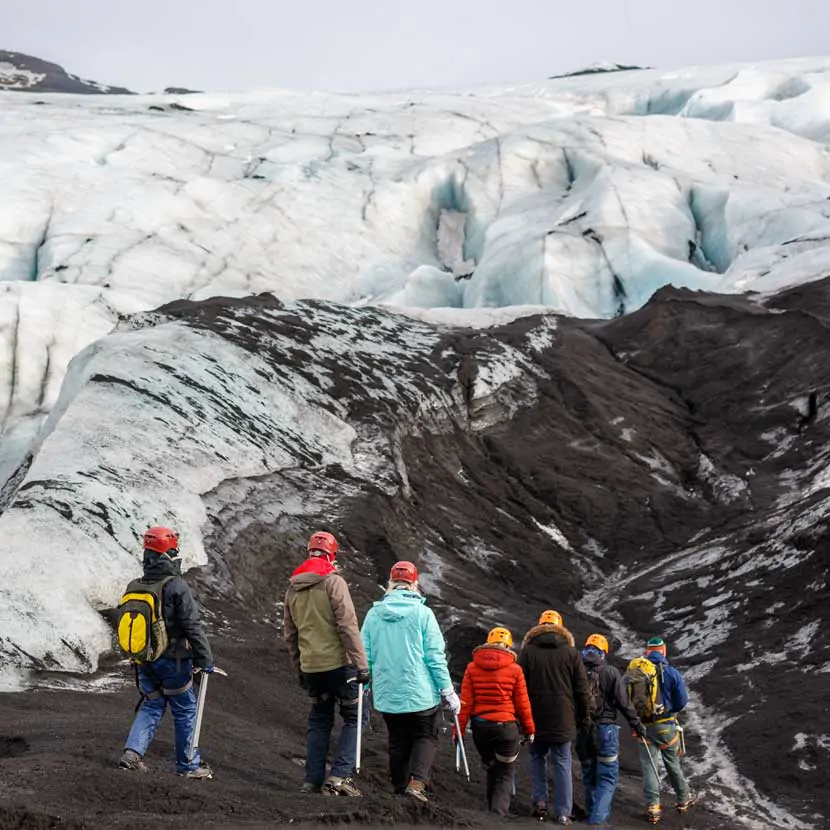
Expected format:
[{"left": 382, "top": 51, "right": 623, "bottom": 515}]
[{"left": 646, "top": 637, "right": 665, "bottom": 648}]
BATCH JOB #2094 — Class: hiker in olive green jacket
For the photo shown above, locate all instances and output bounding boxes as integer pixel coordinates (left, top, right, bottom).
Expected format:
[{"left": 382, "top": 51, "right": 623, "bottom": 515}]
[{"left": 284, "top": 531, "right": 369, "bottom": 797}]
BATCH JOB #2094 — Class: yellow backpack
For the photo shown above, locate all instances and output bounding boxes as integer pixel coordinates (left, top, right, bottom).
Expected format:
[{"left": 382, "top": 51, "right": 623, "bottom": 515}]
[
  {"left": 116, "top": 576, "right": 175, "bottom": 662},
  {"left": 625, "top": 656, "right": 666, "bottom": 723}
]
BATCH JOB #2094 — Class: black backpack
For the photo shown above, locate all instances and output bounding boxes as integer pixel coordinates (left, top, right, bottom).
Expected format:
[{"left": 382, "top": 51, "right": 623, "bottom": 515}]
[{"left": 585, "top": 662, "right": 605, "bottom": 721}]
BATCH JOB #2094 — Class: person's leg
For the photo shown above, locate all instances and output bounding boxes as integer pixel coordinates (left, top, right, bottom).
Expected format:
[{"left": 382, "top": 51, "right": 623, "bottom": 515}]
[
  {"left": 383, "top": 713, "right": 412, "bottom": 793},
  {"left": 304, "top": 670, "right": 337, "bottom": 787},
  {"left": 471, "top": 721, "right": 498, "bottom": 810},
  {"left": 550, "top": 741, "right": 574, "bottom": 821},
  {"left": 588, "top": 725, "right": 620, "bottom": 825},
  {"left": 528, "top": 740, "right": 550, "bottom": 810},
  {"left": 330, "top": 668, "right": 359, "bottom": 779},
  {"left": 407, "top": 707, "right": 440, "bottom": 785},
  {"left": 160, "top": 661, "right": 201, "bottom": 773},
  {"left": 652, "top": 722, "right": 691, "bottom": 805},
  {"left": 576, "top": 728, "right": 597, "bottom": 818},
  {"left": 488, "top": 722, "right": 520, "bottom": 817},
  {"left": 123, "top": 664, "right": 169, "bottom": 763},
  {"left": 639, "top": 726, "right": 662, "bottom": 822}
]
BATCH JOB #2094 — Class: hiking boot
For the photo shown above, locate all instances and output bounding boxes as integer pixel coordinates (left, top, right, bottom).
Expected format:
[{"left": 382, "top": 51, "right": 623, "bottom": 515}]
[
  {"left": 531, "top": 801, "right": 548, "bottom": 820},
  {"left": 322, "top": 776, "right": 362, "bottom": 797},
  {"left": 300, "top": 781, "right": 322, "bottom": 794},
  {"left": 178, "top": 764, "right": 213, "bottom": 780},
  {"left": 676, "top": 793, "right": 697, "bottom": 813},
  {"left": 404, "top": 778, "right": 429, "bottom": 803},
  {"left": 118, "top": 749, "right": 147, "bottom": 772},
  {"left": 646, "top": 803, "right": 661, "bottom": 824}
]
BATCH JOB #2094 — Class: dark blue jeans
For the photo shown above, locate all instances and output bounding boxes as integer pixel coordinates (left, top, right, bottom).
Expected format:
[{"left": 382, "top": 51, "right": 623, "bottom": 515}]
[
  {"left": 124, "top": 657, "right": 200, "bottom": 773},
  {"left": 529, "top": 739, "right": 573, "bottom": 819},
  {"left": 303, "top": 666, "right": 360, "bottom": 784},
  {"left": 577, "top": 724, "right": 620, "bottom": 825}
]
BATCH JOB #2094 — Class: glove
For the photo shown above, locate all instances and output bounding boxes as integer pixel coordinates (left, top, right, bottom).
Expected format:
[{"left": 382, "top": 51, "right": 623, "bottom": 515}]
[
  {"left": 298, "top": 670, "right": 308, "bottom": 690},
  {"left": 202, "top": 665, "right": 215, "bottom": 674},
  {"left": 521, "top": 733, "right": 535, "bottom": 745},
  {"left": 633, "top": 723, "right": 648, "bottom": 741},
  {"left": 355, "top": 668, "right": 371, "bottom": 686},
  {"left": 441, "top": 688, "right": 461, "bottom": 716}
]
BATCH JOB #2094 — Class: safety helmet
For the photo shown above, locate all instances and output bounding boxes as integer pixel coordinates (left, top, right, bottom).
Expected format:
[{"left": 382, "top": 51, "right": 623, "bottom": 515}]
[
  {"left": 143, "top": 526, "right": 179, "bottom": 555},
  {"left": 538, "top": 609, "right": 563, "bottom": 627},
  {"left": 646, "top": 637, "right": 667, "bottom": 656},
  {"left": 585, "top": 633, "right": 609, "bottom": 653},
  {"left": 307, "top": 531, "right": 338, "bottom": 560},
  {"left": 487, "top": 627, "right": 513, "bottom": 648},
  {"left": 390, "top": 561, "right": 418, "bottom": 583}
]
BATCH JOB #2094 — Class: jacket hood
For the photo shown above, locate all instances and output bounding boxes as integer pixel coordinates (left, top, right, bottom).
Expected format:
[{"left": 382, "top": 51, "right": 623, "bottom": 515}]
[
  {"left": 581, "top": 646, "right": 605, "bottom": 669},
  {"left": 521, "top": 623, "right": 575, "bottom": 649},
  {"left": 290, "top": 555, "right": 336, "bottom": 590},
  {"left": 373, "top": 589, "right": 426, "bottom": 622},
  {"left": 646, "top": 650, "right": 670, "bottom": 666},
  {"left": 142, "top": 549, "right": 182, "bottom": 580},
  {"left": 472, "top": 643, "right": 517, "bottom": 670}
]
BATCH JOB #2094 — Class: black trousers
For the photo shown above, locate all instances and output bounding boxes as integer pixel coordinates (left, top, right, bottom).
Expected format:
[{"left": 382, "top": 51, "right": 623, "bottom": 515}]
[
  {"left": 382, "top": 707, "right": 441, "bottom": 791},
  {"left": 471, "top": 719, "right": 520, "bottom": 816}
]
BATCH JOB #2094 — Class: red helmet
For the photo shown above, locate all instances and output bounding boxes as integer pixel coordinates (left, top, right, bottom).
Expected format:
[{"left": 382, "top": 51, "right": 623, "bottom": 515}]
[
  {"left": 390, "top": 560, "right": 418, "bottom": 583},
  {"left": 307, "top": 531, "right": 338, "bottom": 560},
  {"left": 143, "top": 526, "right": 179, "bottom": 554}
]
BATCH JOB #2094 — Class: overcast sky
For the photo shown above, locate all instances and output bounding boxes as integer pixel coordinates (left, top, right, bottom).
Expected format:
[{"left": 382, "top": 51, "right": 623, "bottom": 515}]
[{"left": 2, "top": 0, "right": 827, "bottom": 93}]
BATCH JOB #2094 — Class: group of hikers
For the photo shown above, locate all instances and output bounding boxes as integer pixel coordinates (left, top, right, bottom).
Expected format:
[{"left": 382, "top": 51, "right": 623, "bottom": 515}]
[{"left": 115, "top": 528, "right": 695, "bottom": 826}]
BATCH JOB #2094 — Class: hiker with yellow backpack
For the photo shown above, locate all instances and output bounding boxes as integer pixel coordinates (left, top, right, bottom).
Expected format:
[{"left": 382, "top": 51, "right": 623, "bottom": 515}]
[
  {"left": 116, "top": 527, "right": 215, "bottom": 778},
  {"left": 626, "top": 637, "right": 695, "bottom": 824}
]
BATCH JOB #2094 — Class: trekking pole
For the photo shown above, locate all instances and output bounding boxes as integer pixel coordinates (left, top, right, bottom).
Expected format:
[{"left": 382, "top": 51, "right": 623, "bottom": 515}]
[
  {"left": 355, "top": 683, "right": 364, "bottom": 775},
  {"left": 452, "top": 712, "right": 470, "bottom": 780},
  {"left": 187, "top": 667, "right": 227, "bottom": 762},
  {"left": 643, "top": 736, "right": 662, "bottom": 785}
]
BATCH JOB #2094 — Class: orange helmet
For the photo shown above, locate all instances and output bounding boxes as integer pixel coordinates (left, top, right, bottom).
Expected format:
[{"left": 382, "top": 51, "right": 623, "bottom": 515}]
[
  {"left": 539, "top": 609, "right": 563, "bottom": 627},
  {"left": 308, "top": 531, "right": 338, "bottom": 560},
  {"left": 585, "top": 633, "right": 609, "bottom": 653},
  {"left": 487, "top": 627, "right": 513, "bottom": 648},
  {"left": 390, "top": 561, "right": 418, "bottom": 583},
  {"left": 143, "top": 526, "right": 179, "bottom": 554}
]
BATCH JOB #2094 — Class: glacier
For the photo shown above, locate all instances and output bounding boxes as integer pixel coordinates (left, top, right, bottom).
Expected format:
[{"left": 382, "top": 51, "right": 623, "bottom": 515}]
[{"left": 1, "top": 55, "right": 830, "bottom": 827}]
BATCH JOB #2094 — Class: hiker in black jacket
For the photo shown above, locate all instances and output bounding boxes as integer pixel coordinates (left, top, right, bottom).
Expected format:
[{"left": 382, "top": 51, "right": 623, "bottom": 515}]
[
  {"left": 519, "top": 612, "right": 590, "bottom": 823},
  {"left": 119, "top": 527, "right": 214, "bottom": 778},
  {"left": 576, "top": 634, "right": 647, "bottom": 826}
]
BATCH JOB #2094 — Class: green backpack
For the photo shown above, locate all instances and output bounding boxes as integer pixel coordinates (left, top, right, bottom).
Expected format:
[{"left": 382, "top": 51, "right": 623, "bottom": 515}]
[
  {"left": 116, "top": 576, "right": 175, "bottom": 662},
  {"left": 625, "top": 656, "right": 666, "bottom": 723}
]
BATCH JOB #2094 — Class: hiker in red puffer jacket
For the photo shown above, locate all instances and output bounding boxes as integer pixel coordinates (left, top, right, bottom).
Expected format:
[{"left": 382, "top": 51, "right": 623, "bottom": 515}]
[{"left": 456, "top": 627, "right": 535, "bottom": 816}]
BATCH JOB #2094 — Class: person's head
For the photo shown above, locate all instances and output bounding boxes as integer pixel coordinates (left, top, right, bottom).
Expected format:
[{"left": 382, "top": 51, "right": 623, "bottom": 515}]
[
  {"left": 307, "top": 531, "right": 338, "bottom": 563},
  {"left": 486, "top": 627, "right": 513, "bottom": 649},
  {"left": 143, "top": 526, "right": 180, "bottom": 558},
  {"left": 538, "top": 609, "right": 563, "bottom": 627},
  {"left": 584, "top": 633, "right": 609, "bottom": 655},
  {"left": 646, "top": 637, "right": 667, "bottom": 657},
  {"left": 387, "top": 560, "right": 420, "bottom": 593}
]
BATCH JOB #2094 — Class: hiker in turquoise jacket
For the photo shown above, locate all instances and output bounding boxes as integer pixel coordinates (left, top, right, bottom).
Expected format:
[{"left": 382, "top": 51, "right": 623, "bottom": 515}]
[{"left": 361, "top": 561, "right": 459, "bottom": 803}]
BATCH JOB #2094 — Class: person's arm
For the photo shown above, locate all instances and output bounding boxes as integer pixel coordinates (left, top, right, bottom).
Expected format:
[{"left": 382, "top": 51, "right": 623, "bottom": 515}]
[
  {"left": 283, "top": 590, "right": 300, "bottom": 669},
  {"left": 608, "top": 666, "right": 644, "bottom": 732},
  {"left": 513, "top": 666, "right": 536, "bottom": 737},
  {"left": 326, "top": 575, "right": 368, "bottom": 670},
  {"left": 173, "top": 579, "right": 213, "bottom": 668},
  {"left": 457, "top": 665, "right": 473, "bottom": 737},
  {"left": 572, "top": 652, "right": 590, "bottom": 726},
  {"left": 422, "top": 608, "right": 453, "bottom": 692},
  {"left": 360, "top": 612, "right": 374, "bottom": 674},
  {"left": 667, "top": 666, "right": 689, "bottom": 713}
]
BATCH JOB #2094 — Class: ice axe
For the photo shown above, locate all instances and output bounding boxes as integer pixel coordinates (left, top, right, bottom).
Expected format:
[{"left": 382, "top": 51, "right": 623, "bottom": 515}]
[
  {"left": 355, "top": 683, "right": 364, "bottom": 775},
  {"left": 452, "top": 712, "right": 470, "bottom": 780},
  {"left": 187, "top": 666, "right": 227, "bottom": 763}
]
